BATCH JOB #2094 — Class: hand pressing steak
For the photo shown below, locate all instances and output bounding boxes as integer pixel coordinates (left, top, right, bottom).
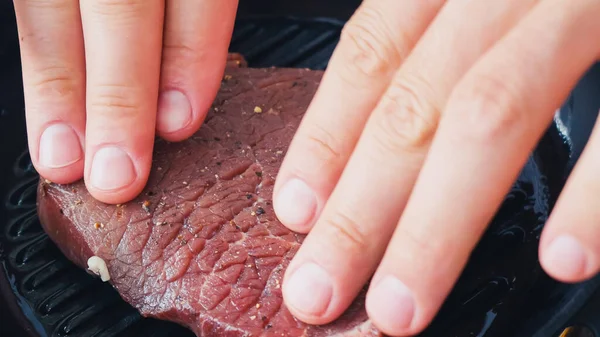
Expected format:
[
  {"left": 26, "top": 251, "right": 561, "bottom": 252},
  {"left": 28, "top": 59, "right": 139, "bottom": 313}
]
[{"left": 37, "top": 59, "right": 381, "bottom": 336}]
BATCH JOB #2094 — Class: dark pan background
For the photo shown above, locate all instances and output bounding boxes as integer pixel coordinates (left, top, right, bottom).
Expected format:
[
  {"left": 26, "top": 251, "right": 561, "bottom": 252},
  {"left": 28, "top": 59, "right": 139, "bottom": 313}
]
[{"left": 3, "top": 1, "right": 600, "bottom": 336}]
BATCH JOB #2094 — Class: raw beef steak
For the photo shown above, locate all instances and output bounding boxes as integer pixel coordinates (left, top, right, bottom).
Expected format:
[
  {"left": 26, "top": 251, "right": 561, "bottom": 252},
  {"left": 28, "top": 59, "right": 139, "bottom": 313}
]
[{"left": 37, "top": 60, "right": 381, "bottom": 336}]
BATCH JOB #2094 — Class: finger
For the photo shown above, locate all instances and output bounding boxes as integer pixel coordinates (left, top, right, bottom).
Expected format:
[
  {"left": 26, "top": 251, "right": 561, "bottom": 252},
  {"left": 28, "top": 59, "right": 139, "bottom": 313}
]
[
  {"left": 156, "top": 0, "right": 238, "bottom": 141},
  {"left": 540, "top": 111, "right": 600, "bottom": 283},
  {"left": 273, "top": 0, "right": 445, "bottom": 232},
  {"left": 281, "top": 0, "right": 536, "bottom": 325},
  {"left": 14, "top": 0, "right": 85, "bottom": 184},
  {"left": 367, "top": 0, "right": 600, "bottom": 335},
  {"left": 80, "top": 0, "right": 164, "bottom": 204}
]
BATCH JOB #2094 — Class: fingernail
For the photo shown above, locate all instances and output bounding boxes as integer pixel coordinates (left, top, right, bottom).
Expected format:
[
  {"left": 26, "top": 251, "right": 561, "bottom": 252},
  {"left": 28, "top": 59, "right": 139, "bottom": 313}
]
[
  {"left": 157, "top": 90, "right": 192, "bottom": 134},
  {"left": 545, "top": 235, "right": 589, "bottom": 279},
  {"left": 367, "top": 276, "right": 415, "bottom": 332},
  {"left": 284, "top": 262, "right": 333, "bottom": 316},
  {"left": 275, "top": 178, "right": 317, "bottom": 228},
  {"left": 39, "top": 123, "right": 82, "bottom": 168},
  {"left": 90, "top": 146, "right": 136, "bottom": 191}
]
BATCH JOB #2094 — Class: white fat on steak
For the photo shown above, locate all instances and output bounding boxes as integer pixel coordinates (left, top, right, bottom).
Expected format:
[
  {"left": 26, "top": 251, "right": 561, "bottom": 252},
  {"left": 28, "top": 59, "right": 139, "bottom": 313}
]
[{"left": 87, "top": 256, "right": 111, "bottom": 282}]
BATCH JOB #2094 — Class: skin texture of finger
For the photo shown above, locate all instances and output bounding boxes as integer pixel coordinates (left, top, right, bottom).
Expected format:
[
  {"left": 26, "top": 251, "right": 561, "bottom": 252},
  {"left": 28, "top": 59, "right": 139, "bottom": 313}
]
[
  {"left": 367, "top": 0, "right": 600, "bottom": 335},
  {"left": 80, "top": 0, "right": 165, "bottom": 204},
  {"left": 281, "top": 0, "right": 536, "bottom": 325},
  {"left": 14, "top": 0, "right": 85, "bottom": 184},
  {"left": 540, "top": 113, "right": 600, "bottom": 283},
  {"left": 156, "top": 0, "right": 238, "bottom": 141},
  {"left": 273, "top": 0, "right": 445, "bottom": 232}
]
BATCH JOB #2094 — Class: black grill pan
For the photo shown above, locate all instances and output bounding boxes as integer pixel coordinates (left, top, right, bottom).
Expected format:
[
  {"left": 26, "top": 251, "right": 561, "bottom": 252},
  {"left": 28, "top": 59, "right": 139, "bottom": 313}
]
[{"left": 2, "top": 2, "right": 600, "bottom": 337}]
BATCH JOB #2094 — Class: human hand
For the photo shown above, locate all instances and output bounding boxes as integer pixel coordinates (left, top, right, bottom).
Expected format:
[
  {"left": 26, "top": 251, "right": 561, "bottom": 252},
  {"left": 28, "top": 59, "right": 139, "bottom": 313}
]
[
  {"left": 15, "top": 0, "right": 238, "bottom": 204},
  {"left": 273, "top": 0, "right": 600, "bottom": 335}
]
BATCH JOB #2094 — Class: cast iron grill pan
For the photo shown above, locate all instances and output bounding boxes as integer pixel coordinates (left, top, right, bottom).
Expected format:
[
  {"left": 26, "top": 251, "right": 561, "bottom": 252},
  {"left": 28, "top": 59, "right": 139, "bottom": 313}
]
[{"left": 1, "top": 7, "right": 599, "bottom": 337}]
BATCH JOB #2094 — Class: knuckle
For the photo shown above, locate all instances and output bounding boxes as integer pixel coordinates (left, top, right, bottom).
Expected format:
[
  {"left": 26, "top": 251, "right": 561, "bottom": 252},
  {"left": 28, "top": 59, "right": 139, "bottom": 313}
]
[
  {"left": 338, "top": 6, "right": 401, "bottom": 83},
  {"left": 30, "top": 65, "right": 79, "bottom": 99},
  {"left": 161, "top": 42, "right": 200, "bottom": 65},
  {"left": 394, "top": 226, "right": 448, "bottom": 265},
  {"left": 88, "top": 84, "right": 143, "bottom": 117},
  {"left": 450, "top": 74, "right": 523, "bottom": 143},
  {"left": 300, "top": 123, "right": 345, "bottom": 166},
  {"left": 322, "top": 211, "right": 369, "bottom": 253},
  {"left": 90, "top": 0, "right": 145, "bottom": 17},
  {"left": 372, "top": 78, "right": 438, "bottom": 154},
  {"left": 23, "top": 0, "right": 72, "bottom": 9}
]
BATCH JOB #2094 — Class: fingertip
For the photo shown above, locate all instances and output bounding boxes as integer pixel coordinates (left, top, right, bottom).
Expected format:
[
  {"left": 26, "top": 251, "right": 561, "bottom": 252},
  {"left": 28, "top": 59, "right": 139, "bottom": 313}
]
[
  {"left": 86, "top": 183, "right": 148, "bottom": 205},
  {"left": 33, "top": 123, "right": 85, "bottom": 185},
  {"left": 273, "top": 177, "right": 318, "bottom": 233},
  {"left": 366, "top": 275, "right": 432, "bottom": 337},
  {"left": 84, "top": 146, "right": 150, "bottom": 205},
  {"left": 35, "top": 164, "right": 85, "bottom": 186},
  {"left": 156, "top": 89, "right": 205, "bottom": 142},
  {"left": 85, "top": 176, "right": 149, "bottom": 205},
  {"left": 282, "top": 262, "right": 335, "bottom": 324},
  {"left": 540, "top": 234, "right": 595, "bottom": 283},
  {"left": 28, "top": 121, "right": 86, "bottom": 185}
]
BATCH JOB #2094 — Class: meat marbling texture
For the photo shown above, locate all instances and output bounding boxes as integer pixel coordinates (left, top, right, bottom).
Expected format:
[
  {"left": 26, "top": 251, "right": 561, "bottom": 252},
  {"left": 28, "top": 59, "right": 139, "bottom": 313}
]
[{"left": 37, "top": 57, "right": 381, "bottom": 337}]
